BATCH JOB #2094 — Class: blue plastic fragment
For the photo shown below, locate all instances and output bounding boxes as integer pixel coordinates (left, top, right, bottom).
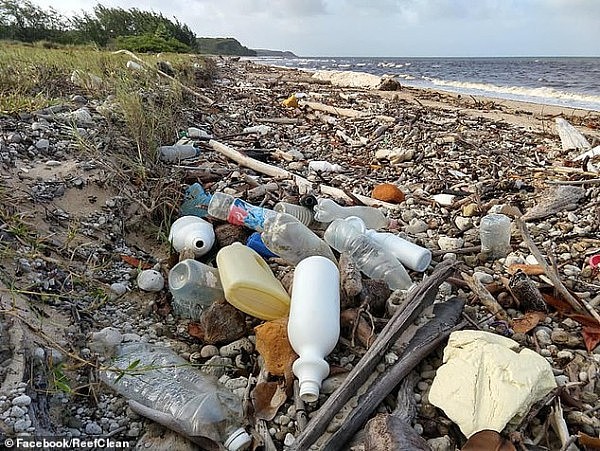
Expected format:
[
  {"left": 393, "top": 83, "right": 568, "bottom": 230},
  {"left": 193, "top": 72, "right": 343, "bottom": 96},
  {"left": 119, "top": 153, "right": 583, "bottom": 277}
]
[
  {"left": 180, "top": 182, "right": 212, "bottom": 218},
  {"left": 246, "top": 232, "right": 278, "bottom": 259}
]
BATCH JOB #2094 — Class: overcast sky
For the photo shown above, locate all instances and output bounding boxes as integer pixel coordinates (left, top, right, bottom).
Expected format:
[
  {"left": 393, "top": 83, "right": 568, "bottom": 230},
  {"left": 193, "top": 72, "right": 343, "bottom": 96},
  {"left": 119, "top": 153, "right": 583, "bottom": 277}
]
[{"left": 30, "top": 0, "right": 600, "bottom": 57}]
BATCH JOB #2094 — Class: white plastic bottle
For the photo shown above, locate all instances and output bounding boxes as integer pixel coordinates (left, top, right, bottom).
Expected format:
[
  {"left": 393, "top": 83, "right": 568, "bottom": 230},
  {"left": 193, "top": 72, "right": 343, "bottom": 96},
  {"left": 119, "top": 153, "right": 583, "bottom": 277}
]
[
  {"left": 314, "top": 198, "right": 389, "bottom": 230},
  {"left": 261, "top": 212, "right": 337, "bottom": 265},
  {"left": 480, "top": 213, "right": 512, "bottom": 259},
  {"left": 208, "top": 192, "right": 276, "bottom": 232},
  {"left": 168, "top": 259, "right": 224, "bottom": 320},
  {"left": 101, "top": 343, "right": 252, "bottom": 450},
  {"left": 288, "top": 256, "right": 340, "bottom": 402},
  {"left": 158, "top": 144, "right": 200, "bottom": 162},
  {"left": 324, "top": 217, "right": 413, "bottom": 291},
  {"left": 365, "top": 230, "right": 432, "bottom": 272},
  {"left": 168, "top": 216, "right": 215, "bottom": 257}
]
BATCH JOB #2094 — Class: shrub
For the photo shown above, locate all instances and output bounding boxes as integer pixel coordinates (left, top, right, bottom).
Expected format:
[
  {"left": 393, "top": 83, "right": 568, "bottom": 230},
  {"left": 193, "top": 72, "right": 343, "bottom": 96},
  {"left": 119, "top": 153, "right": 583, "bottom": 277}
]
[{"left": 115, "top": 34, "right": 190, "bottom": 54}]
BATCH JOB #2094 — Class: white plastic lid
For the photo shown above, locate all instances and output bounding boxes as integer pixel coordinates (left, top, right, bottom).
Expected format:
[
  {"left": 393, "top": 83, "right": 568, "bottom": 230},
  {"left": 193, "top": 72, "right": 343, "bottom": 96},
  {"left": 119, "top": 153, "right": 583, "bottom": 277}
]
[{"left": 224, "top": 427, "right": 252, "bottom": 451}]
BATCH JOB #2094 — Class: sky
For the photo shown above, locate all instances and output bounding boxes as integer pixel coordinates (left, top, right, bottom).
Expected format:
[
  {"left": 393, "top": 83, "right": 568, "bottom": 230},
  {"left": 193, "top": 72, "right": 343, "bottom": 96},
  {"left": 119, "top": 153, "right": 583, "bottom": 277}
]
[{"left": 29, "top": 0, "right": 600, "bottom": 57}]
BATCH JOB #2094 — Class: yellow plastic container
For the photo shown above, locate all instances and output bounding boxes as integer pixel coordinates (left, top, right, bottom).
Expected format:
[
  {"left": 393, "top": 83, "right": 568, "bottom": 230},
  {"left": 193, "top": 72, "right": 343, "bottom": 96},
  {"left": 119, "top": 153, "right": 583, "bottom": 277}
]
[{"left": 216, "top": 243, "right": 291, "bottom": 320}]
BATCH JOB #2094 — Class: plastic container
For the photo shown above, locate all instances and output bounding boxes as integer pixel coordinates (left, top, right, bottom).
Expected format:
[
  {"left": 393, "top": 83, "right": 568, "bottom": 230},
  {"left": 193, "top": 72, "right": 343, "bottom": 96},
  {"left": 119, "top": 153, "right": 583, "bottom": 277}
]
[
  {"left": 324, "top": 217, "right": 413, "bottom": 291},
  {"left": 180, "top": 182, "right": 212, "bottom": 218},
  {"left": 261, "top": 212, "right": 337, "bottom": 266},
  {"left": 288, "top": 256, "right": 340, "bottom": 402},
  {"left": 168, "top": 259, "right": 224, "bottom": 320},
  {"left": 158, "top": 144, "right": 200, "bottom": 163},
  {"left": 100, "top": 343, "right": 251, "bottom": 450},
  {"left": 480, "top": 214, "right": 512, "bottom": 259},
  {"left": 365, "top": 230, "right": 432, "bottom": 272},
  {"left": 273, "top": 202, "right": 314, "bottom": 226},
  {"left": 313, "top": 198, "right": 389, "bottom": 230},
  {"left": 308, "top": 161, "right": 343, "bottom": 173},
  {"left": 216, "top": 243, "right": 291, "bottom": 320},
  {"left": 168, "top": 216, "right": 215, "bottom": 257},
  {"left": 246, "top": 232, "right": 278, "bottom": 259},
  {"left": 208, "top": 192, "right": 276, "bottom": 232},
  {"left": 187, "top": 127, "right": 212, "bottom": 139}
]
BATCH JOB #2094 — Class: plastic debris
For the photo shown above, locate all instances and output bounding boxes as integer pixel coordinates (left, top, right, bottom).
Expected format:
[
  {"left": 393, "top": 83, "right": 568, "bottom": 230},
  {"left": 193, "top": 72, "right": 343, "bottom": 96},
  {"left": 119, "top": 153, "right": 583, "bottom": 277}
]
[{"left": 136, "top": 269, "right": 164, "bottom": 292}]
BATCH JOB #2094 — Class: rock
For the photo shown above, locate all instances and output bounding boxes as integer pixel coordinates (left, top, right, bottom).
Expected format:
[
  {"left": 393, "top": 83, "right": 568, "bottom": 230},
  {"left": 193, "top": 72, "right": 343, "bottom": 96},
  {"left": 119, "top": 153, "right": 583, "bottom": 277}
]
[
  {"left": 187, "top": 300, "right": 246, "bottom": 345},
  {"left": 13, "top": 418, "right": 32, "bottom": 433},
  {"left": 11, "top": 395, "right": 31, "bottom": 407},
  {"left": 405, "top": 219, "right": 428, "bottom": 234},
  {"left": 462, "top": 203, "right": 480, "bottom": 217},
  {"left": 428, "top": 435, "right": 454, "bottom": 451},
  {"left": 214, "top": 223, "right": 248, "bottom": 248},
  {"left": 437, "top": 236, "right": 464, "bottom": 251},
  {"left": 10, "top": 406, "right": 25, "bottom": 418},
  {"left": 110, "top": 282, "right": 128, "bottom": 295},
  {"left": 534, "top": 328, "right": 553, "bottom": 347},
  {"left": 71, "top": 94, "right": 87, "bottom": 104},
  {"left": 220, "top": 337, "right": 254, "bottom": 357},
  {"left": 224, "top": 376, "right": 248, "bottom": 391},
  {"left": 200, "top": 356, "right": 232, "bottom": 378},
  {"left": 378, "top": 77, "right": 402, "bottom": 91},
  {"left": 454, "top": 216, "right": 472, "bottom": 231},
  {"left": 137, "top": 269, "right": 164, "bottom": 292},
  {"left": 8, "top": 132, "right": 21, "bottom": 144},
  {"left": 89, "top": 327, "right": 123, "bottom": 354},
  {"left": 473, "top": 271, "right": 494, "bottom": 285},
  {"left": 35, "top": 139, "right": 50, "bottom": 150},
  {"left": 85, "top": 421, "right": 103, "bottom": 435},
  {"left": 321, "top": 373, "right": 348, "bottom": 394},
  {"left": 284, "top": 432, "right": 296, "bottom": 446},
  {"left": 200, "top": 345, "right": 219, "bottom": 358}
]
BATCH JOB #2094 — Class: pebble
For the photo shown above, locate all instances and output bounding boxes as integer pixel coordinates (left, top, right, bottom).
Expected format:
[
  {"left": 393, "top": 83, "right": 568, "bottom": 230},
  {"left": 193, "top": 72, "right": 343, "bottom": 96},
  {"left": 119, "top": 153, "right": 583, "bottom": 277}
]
[
  {"left": 200, "top": 345, "right": 219, "bottom": 358},
  {"left": 85, "top": 421, "right": 103, "bottom": 435},
  {"left": 219, "top": 337, "right": 254, "bottom": 357},
  {"left": 200, "top": 356, "right": 232, "bottom": 378},
  {"left": 35, "top": 139, "right": 50, "bottom": 150},
  {"left": 437, "top": 236, "right": 464, "bottom": 251},
  {"left": 45, "top": 160, "right": 62, "bottom": 166},
  {"left": 405, "top": 219, "right": 429, "bottom": 234},
  {"left": 12, "top": 395, "right": 32, "bottom": 407},
  {"left": 110, "top": 282, "right": 128, "bottom": 295},
  {"left": 473, "top": 271, "right": 494, "bottom": 284},
  {"left": 13, "top": 418, "right": 32, "bottom": 433},
  {"left": 284, "top": 432, "right": 295, "bottom": 446},
  {"left": 10, "top": 406, "right": 25, "bottom": 418},
  {"left": 224, "top": 376, "right": 248, "bottom": 391},
  {"left": 8, "top": 132, "right": 21, "bottom": 143},
  {"left": 534, "top": 328, "right": 552, "bottom": 347},
  {"left": 454, "top": 216, "right": 472, "bottom": 231},
  {"left": 428, "top": 435, "right": 454, "bottom": 451},
  {"left": 556, "top": 350, "right": 574, "bottom": 360}
]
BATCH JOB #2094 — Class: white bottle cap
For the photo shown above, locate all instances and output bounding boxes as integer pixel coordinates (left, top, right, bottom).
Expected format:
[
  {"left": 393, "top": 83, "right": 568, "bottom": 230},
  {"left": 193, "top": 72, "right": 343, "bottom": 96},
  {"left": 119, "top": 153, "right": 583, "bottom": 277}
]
[
  {"left": 299, "top": 380, "right": 320, "bottom": 403},
  {"left": 224, "top": 427, "right": 252, "bottom": 451}
]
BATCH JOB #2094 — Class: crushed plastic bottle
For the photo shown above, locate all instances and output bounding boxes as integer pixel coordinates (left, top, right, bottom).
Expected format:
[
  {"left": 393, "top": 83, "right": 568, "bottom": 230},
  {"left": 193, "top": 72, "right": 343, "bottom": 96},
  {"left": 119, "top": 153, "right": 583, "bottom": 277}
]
[
  {"left": 314, "top": 198, "right": 389, "bottom": 230},
  {"left": 168, "top": 259, "right": 224, "bottom": 320},
  {"left": 324, "top": 217, "right": 413, "bottom": 291},
  {"left": 480, "top": 213, "right": 512, "bottom": 260},
  {"left": 273, "top": 202, "right": 314, "bottom": 226},
  {"left": 208, "top": 192, "right": 276, "bottom": 232},
  {"left": 261, "top": 212, "right": 337, "bottom": 266},
  {"left": 101, "top": 343, "right": 252, "bottom": 450},
  {"left": 158, "top": 144, "right": 201, "bottom": 163},
  {"left": 180, "top": 182, "right": 212, "bottom": 218}
]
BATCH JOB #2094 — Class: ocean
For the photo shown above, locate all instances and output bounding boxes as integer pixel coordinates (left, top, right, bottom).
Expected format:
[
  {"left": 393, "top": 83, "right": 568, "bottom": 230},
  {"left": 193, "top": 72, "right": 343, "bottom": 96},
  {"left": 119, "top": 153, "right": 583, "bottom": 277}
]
[{"left": 252, "top": 56, "right": 600, "bottom": 112}]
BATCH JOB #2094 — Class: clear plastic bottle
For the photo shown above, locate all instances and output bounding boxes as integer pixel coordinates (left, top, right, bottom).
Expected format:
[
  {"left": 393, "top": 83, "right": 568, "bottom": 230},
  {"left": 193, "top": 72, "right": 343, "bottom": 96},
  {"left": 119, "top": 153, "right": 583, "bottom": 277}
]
[
  {"left": 168, "top": 259, "right": 224, "bottom": 320},
  {"left": 100, "top": 343, "right": 251, "bottom": 450},
  {"left": 273, "top": 202, "right": 314, "bottom": 226},
  {"left": 324, "top": 217, "right": 413, "bottom": 291},
  {"left": 480, "top": 213, "right": 512, "bottom": 259},
  {"left": 313, "top": 198, "right": 389, "bottom": 230},
  {"left": 365, "top": 230, "right": 432, "bottom": 272},
  {"left": 208, "top": 192, "right": 276, "bottom": 232},
  {"left": 158, "top": 144, "right": 200, "bottom": 162},
  {"left": 261, "top": 212, "right": 337, "bottom": 266}
]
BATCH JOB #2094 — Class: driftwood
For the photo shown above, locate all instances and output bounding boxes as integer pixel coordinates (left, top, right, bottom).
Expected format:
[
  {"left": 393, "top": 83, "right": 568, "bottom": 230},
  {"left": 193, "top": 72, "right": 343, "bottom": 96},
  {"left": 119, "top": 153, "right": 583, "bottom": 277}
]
[
  {"left": 207, "top": 139, "right": 401, "bottom": 210},
  {"left": 289, "top": 260, "right": 458, "bottom": 451},
  {"left": 321, "top": 298, "right": 465, "bottom": 451},
  {"left": 521, "top": 186, "right": 585, "bottom": 221},
  {"left": 461, "top": 272, "right": 508, "bottom": 321},
  {"left": 364, "top": 414, "right": 430, "bottom": 451},
  {"left": 516, "top": 218, "right": 586, "bottom": 314}
]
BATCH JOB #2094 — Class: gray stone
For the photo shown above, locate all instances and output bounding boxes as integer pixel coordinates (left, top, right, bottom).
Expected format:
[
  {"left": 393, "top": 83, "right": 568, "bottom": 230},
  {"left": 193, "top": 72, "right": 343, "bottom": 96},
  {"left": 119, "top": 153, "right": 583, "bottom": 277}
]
[
  {"left": 11, "top": 395, "right": 31, "bottom": 407},
  {"left": 200, "top": 345, "right": 219, "bottom": 358},
  {"left": 13, "top": 418, "right": 32, "bottom": 433},
  {"left": 437, "top": 236, "right": 464, "bottom": 251},
  {"left": 110, "top": 282, "right": 128, "bottom": 296},
  {"left": 8, "top": 133, "right": 21, "bottom": 144},
  {"left": 405, "top": 218, "right": 429, "bottom": 234},
  {"left": 10, "top": 406, "right": 25, "bottom": 418},
  {"left": 85, "top": 421, "right": 103, "bottom": 435},
  {"left": 224, "top": 376, "right": 248, "bottom": 391},
  {"left": 200, "top": 356, "right": 232, "bottom": 378},
  {"left": 454, "top": 216, "right": 472, "bottom": 231},
  {"left": 284, "top": 433, "right": 295, "bottom": 446},
  {"left": 473, "top": 271, "right": 494, "bottom": 285},
  {"left": 35, "top": 139, "right": 50, "bottom": 150},
  {"left": 428, "top": 435, "right": 454, "bottom": 451},
  {"left": 219, "top": 337, "right": 254, "bottom": 357}
]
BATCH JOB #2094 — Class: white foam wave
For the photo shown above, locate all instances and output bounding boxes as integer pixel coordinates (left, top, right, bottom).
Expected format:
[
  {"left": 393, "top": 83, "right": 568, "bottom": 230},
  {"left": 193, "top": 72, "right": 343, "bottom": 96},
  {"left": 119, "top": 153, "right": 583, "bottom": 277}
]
[{"left": 424, "top": 77, "right": 600, "bottom": 107}]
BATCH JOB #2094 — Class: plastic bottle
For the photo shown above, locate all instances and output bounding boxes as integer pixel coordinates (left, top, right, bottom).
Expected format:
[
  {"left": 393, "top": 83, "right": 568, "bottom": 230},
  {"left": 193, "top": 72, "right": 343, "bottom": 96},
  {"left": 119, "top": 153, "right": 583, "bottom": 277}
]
[
  {"left": 288, "top": 256, "right": 340, "bottom": 402},
  {"left": 187, "top": 127, "right": 212, "bottom": 139},
  {"left": 261, "top": 212, "right": 337, "bottom": 266},
  {"left": 158, "top": 144, "right": 201, "bottom": 163},
  {"left": 100, "top": 343, "right": 251, "bottom": 450},
  {"left": 480, "top": 213, "right": 512, "bottom": 259},
  {"left": 313, "top": 198, "right": 389, "bottom": 230},
  {"left": 273, "top": 202, "right": 314, "bottom": 226},
  {"left": 246, "top": 232, "right": 278, "bottom": 259},
  {"left": 365, "top": 230, "right": 431, "bottom": 272},
  {"left": 208, "top": 192, "right": 276, "bottom": 232},
  {"left": 168, "top": 259, "right": 224, "bottom": 320},
  {"left": 216, "top": 243, "right": 291, "bottom": 320},
  {"left": 180, "top": 182, "right": 212, "bottom": 218},
  {"left": 324, "top": 217, "right": 413, "bottom": 291},
  {"left": 308, "top": 161, "right": 343, "bottom": 173},
  {"left": 168, "top": 216, "right": 215, "bottom": 257}
]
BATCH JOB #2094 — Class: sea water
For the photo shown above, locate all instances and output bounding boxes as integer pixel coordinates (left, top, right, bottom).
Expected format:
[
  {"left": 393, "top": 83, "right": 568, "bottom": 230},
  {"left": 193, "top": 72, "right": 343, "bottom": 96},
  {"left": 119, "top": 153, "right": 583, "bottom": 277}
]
[{"left": 252, "top": 56, "right": 600, "bottom": 111}]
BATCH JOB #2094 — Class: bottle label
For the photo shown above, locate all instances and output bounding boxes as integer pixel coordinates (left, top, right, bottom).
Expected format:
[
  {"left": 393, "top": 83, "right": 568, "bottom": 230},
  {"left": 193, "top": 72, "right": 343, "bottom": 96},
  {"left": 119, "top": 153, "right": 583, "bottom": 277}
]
[{"left": 228, "top": 198, "right": 268, "bottom": 231}]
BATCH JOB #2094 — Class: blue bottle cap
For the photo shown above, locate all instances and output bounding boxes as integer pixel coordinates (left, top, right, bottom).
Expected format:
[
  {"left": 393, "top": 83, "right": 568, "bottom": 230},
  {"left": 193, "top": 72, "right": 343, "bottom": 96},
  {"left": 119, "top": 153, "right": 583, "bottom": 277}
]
[{"left": 246, "top": 232, "right": 278, "bottom": 259}]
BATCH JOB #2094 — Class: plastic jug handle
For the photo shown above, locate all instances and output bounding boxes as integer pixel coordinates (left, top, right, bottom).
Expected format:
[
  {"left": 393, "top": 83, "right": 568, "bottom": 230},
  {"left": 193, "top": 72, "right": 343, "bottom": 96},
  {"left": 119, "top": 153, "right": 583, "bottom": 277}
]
[{"left": 253, "top": 253, "right": 272, "bottom": 272}]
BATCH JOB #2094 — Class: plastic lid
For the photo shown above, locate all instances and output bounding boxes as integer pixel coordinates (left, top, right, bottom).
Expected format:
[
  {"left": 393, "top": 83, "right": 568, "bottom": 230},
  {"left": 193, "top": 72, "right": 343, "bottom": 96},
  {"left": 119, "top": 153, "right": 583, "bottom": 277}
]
[
  {"left": 224, "top": 427, "right": 252, "bottom": 451},
  {"left": 299, "top": 380, "right": 320, "bottom": 403}
]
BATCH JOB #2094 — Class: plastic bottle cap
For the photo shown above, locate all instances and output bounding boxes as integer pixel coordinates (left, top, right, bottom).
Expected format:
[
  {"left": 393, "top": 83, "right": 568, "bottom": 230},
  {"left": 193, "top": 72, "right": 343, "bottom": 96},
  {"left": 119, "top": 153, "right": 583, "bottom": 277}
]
[
  {"left": 225, "top": 427, "right": 252, "bottom": 451},
  {"left": 299, "top": 380, "right": 320, "bottom": 403},
  {"left": 590, "top": 254, "right": 600, "bottom": 268}
]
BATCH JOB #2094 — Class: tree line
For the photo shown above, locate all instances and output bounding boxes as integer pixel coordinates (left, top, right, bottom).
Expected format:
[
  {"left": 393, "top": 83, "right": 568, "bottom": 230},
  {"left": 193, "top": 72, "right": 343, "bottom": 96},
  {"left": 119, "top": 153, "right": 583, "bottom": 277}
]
[{"left": 0, "top": 0, "right": 256, "bottom": 55}]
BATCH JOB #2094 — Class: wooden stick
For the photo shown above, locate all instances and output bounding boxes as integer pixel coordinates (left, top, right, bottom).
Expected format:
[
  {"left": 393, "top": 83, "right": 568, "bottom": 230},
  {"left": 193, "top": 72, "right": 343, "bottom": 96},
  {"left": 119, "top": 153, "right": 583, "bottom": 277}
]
[
  {"left": 321, "top": 298, "right": 465, "bottom": 451},
  {"left": 208, "top": 139, "right": 401, "bottom": 210},
  {"left": 462, "top": 272, "right": 508, "bottom": 321},
  {"left": 289, "top": 260, "right": 458, "bottom": 451},
  {"left": 516, "top": 218, "right": 586, "bottom": 314}
]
